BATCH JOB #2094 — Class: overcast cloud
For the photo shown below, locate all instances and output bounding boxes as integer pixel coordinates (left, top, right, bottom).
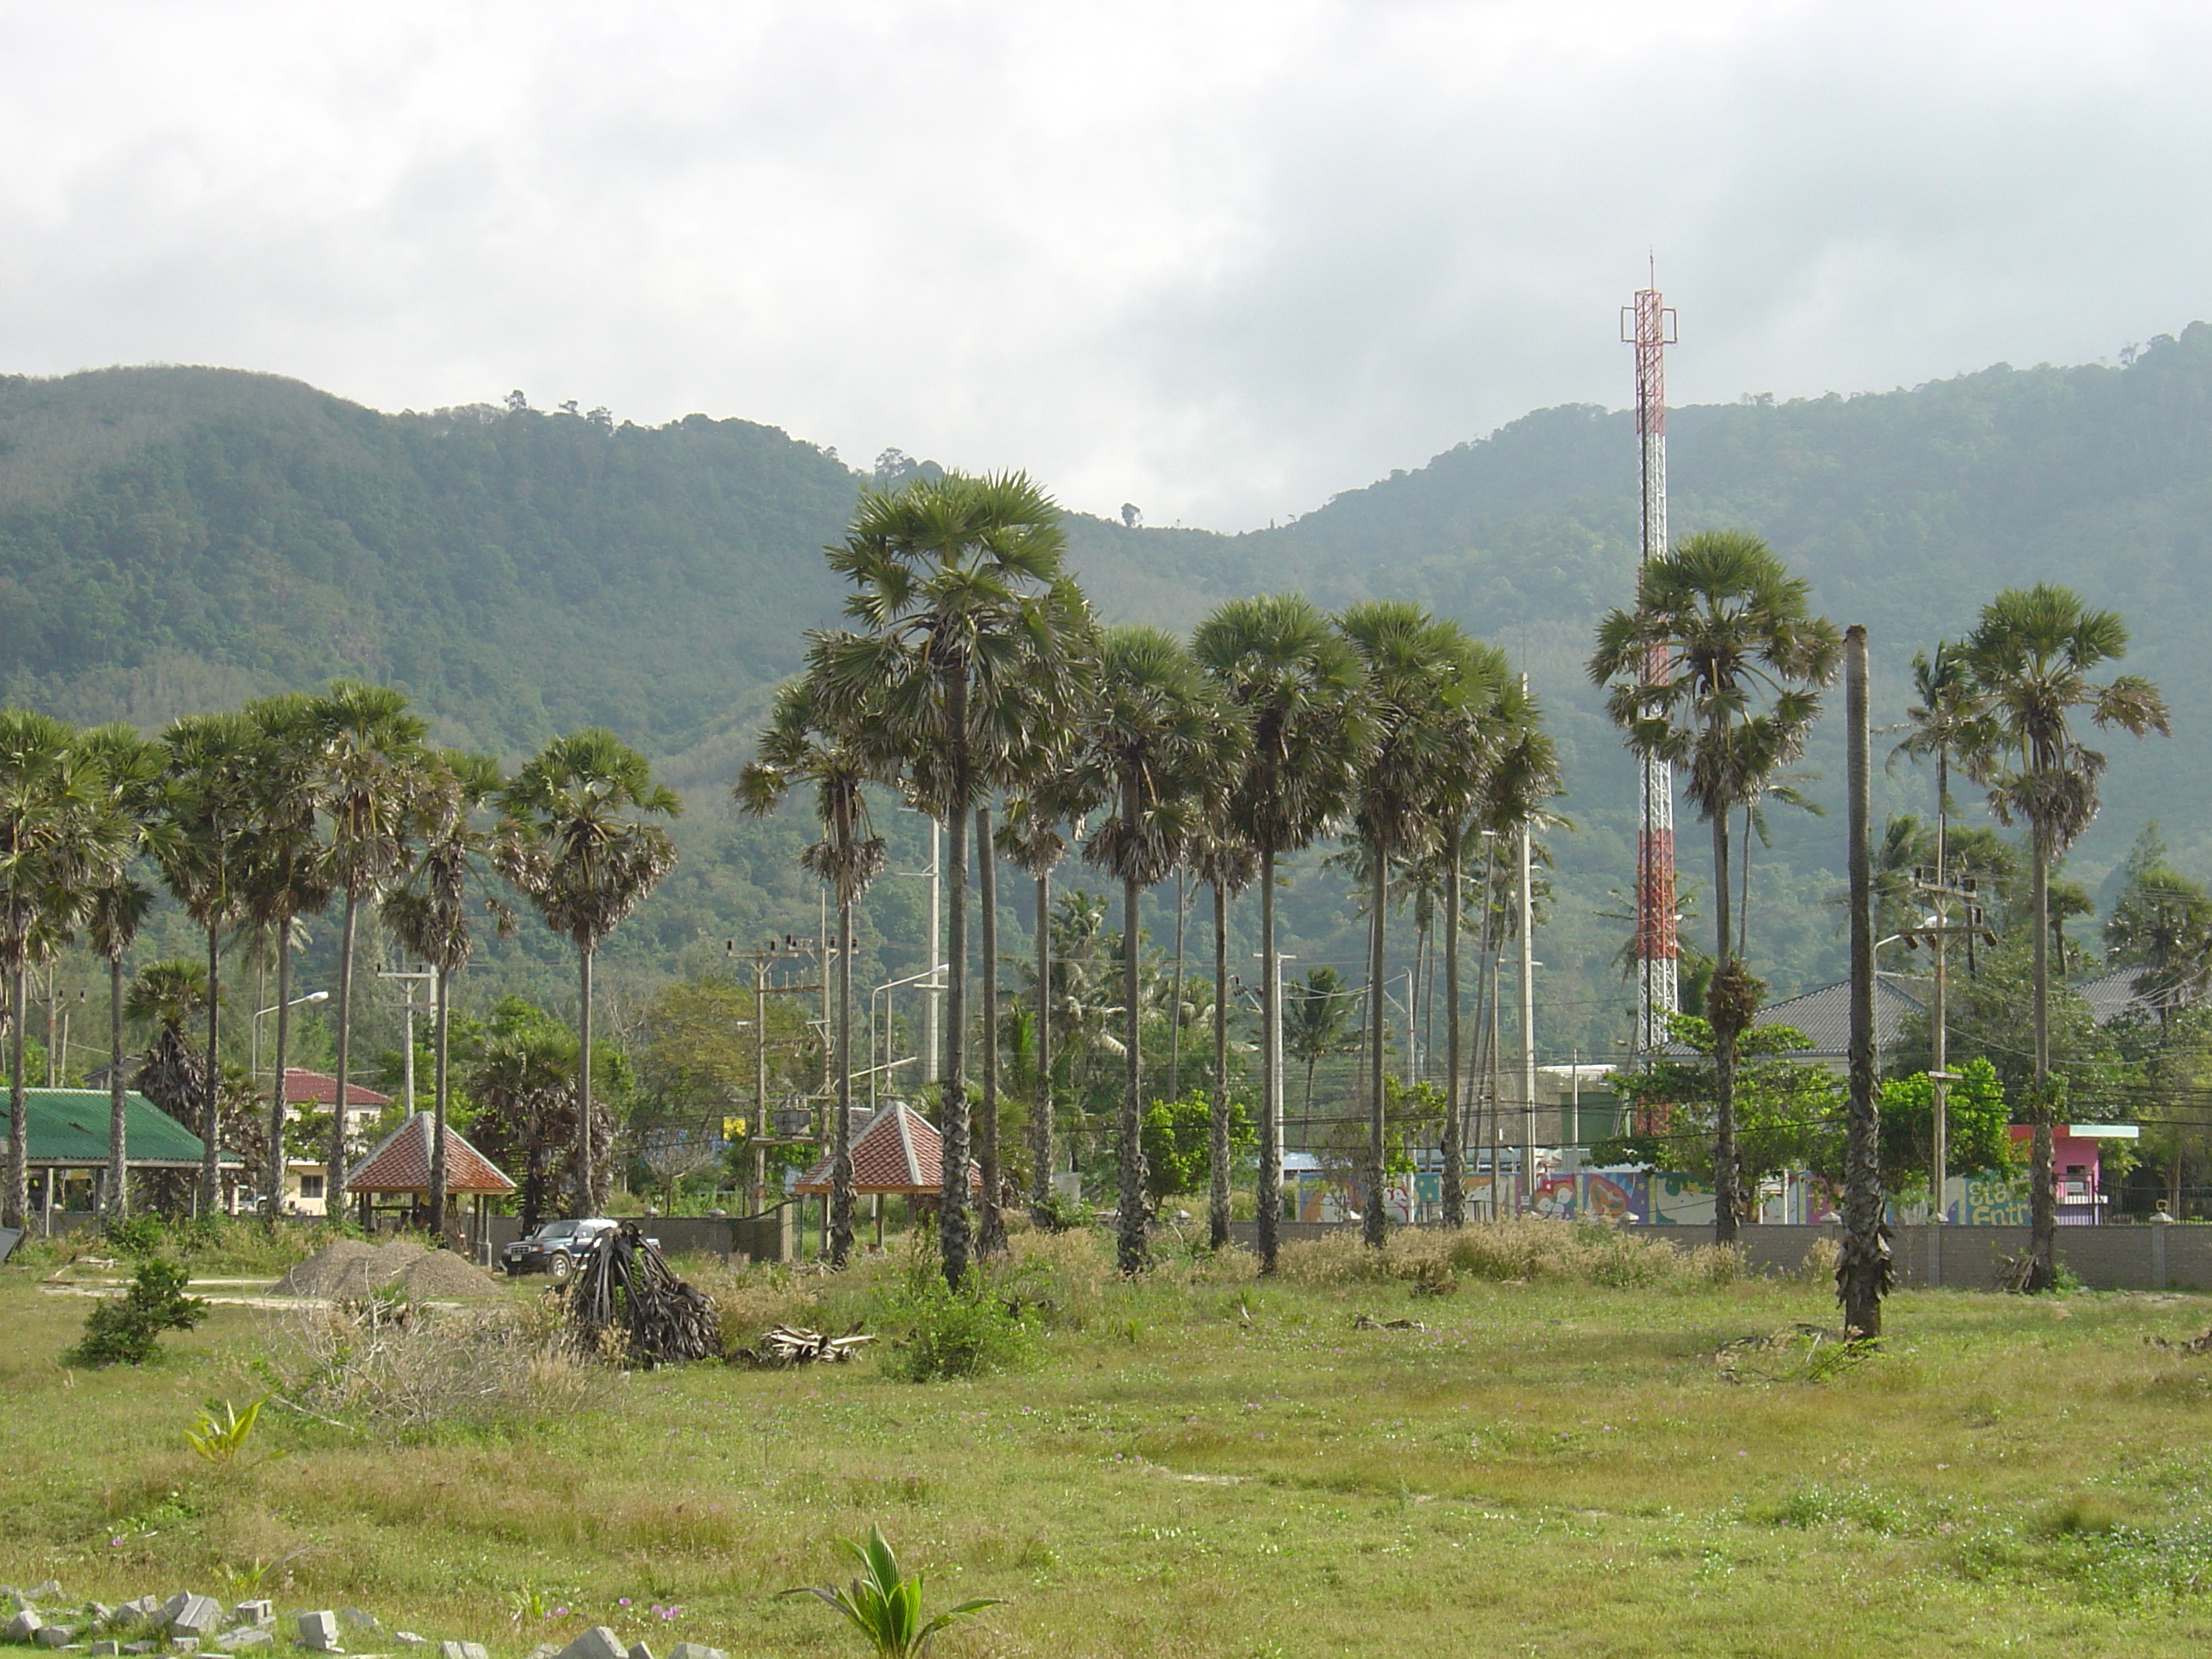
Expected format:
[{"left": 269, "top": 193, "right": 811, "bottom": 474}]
[{"left": 1, "top": 1, "right": 2206, "bottom": 527}]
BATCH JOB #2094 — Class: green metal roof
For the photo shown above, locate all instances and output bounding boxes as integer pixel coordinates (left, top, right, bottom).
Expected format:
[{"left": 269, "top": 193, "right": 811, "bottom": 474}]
[{"left": 1, "top": 1088, "right": 218, "bottom": 1167}]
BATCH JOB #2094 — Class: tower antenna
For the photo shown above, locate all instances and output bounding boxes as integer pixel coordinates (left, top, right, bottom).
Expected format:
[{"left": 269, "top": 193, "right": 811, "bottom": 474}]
[{"left": 1620, "top": 274, "right": 1679, "bottom": 1058}]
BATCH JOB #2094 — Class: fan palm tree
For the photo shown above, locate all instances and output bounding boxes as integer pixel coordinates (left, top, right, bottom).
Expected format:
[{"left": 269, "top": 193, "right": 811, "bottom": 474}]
[
  {"left": 810, "top": 469, "right": 1090, "bottom": 1286},
  {"left": 736, "top": 671, "right": 890, "bottom": 1268},
  {"left": 1338, "top": 603, "right": 1503, "bottom": 1246},
  {"left": 469, "top": 1021, "right": 583, "bottom": 1232},
  {"left": 73, "top": 724, "right": 171, "bottom": 1219},
  {"left": 306, "top": 683, "right": 429, "bottom": 1219},
  {"left": 1192, "top": 594, "right": 1374, "bottom": 1272},
  {"left": 0, "top": 712, "right": 98, "bottom": 1228},
  {"left": 227, "top": 695, "right": 331, "bottom": 1218},
  {"left": 1072, "top": 626, "right": 1240, "bottom": 1272},
  {"left": 154, "top": 710, "right": 271, "bottom": 1213},
  {"left": 127, "top": 959, "right": 210, "bottom": 1150},
  {"left": 498, "top": 729, "right": 679, "bottom": 1216},
  {"left": 1185, "top": 830, "right": 1257, "bottom": 1249},
  {"left": 384, "top": 750, "right": 507, "bottom": 1237},
  {"left": 1965, "top": 583, "right": 2168, "bottom": 1289},
  {"left": 1589, "top": 529, "right": 1841, "bottom": 1243}
]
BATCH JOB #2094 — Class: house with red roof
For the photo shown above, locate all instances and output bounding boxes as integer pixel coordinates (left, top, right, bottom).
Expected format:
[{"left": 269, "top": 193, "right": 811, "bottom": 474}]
[{"left": 278, "top": 1068, "right": 393, "bottom": 1216}]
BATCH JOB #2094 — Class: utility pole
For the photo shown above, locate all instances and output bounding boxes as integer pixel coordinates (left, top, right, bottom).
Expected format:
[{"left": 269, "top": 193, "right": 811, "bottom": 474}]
[
  {"left": 377, "top": 963, "right": 436, "bottom": 1117},
  {"left": 1519, "top": 678, "right": 1539, "bottom": 1217},
  {"left": 1907, "top": 870, "right": 1993, "bottom": 1286}
]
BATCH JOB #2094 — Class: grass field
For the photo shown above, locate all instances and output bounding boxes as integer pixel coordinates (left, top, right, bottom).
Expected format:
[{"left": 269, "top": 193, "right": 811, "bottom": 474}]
[{"left": 8, "top": 1224, "right": 2212, "bottom": 1658}]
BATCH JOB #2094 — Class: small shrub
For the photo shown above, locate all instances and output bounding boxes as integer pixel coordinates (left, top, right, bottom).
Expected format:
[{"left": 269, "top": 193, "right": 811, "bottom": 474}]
[
  {"left": 789, "top": 1526, "right": 1004, "bottom": 1658},
  {"left": 69, "top": 1260, "right": 207, "bottom": 1367},
  {"left": 875, "top": 1266, "right": 1035, "bottom": 1382},
  {"left": 1796, "top": 1235, "right": 1842, "bottom": 1286},
  {"left": 185, "top": 1396, "right": 281, "bottom": 1466},
  {"left": 102, "top": 1214, "right": 166, "bottom": 1259}
]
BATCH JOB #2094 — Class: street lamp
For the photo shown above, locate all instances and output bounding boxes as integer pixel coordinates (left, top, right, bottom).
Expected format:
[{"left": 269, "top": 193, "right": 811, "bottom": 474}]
[{"left": 252, "top": 989, "right": 329, "bottom": 1079}]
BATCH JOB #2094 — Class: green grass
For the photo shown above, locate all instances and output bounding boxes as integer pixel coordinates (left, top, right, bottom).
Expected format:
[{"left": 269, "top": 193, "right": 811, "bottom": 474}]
[{"left": 9, "top": 1225, "right": 2212, "bottom": 1657}]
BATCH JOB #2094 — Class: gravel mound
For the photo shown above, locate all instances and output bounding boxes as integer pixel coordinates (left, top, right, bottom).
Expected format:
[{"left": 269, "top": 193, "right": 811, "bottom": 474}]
[{"left": 273, "top": 1238, "right": 504, "bottom": 1301}]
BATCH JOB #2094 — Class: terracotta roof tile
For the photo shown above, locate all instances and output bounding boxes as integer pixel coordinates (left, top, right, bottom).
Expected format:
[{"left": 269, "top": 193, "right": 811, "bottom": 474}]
[
  {"left": 351, "top": 1112, "right": 517, "bottom": 1195},
  {"left": 795, "top": 1103, "right": 978, "bottom": 1195},
  {"left": 284, "top": 1068, "right": 392, "bottom": 1109}
]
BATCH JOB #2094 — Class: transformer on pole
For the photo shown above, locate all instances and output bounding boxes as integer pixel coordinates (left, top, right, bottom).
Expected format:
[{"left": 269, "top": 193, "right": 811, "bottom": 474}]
[{"left": 1621, "top": 276, "right": 1679, "bottom": 1057}]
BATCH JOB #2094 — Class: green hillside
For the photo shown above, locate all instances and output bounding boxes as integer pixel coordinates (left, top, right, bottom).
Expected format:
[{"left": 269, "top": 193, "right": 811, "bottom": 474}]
[{"left": 5, "top": 331, "right": 2210, "bottom": 1059}]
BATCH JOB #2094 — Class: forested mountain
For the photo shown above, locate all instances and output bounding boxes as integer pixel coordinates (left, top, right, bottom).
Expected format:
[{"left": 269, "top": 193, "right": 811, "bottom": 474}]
[{"left": 6, "top": 328, "right": 2211, "bottom": 1058}]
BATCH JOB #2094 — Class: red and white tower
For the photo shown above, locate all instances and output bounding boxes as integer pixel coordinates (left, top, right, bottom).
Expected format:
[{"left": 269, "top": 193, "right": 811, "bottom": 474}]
[{"left": 1622, "top": 278, "right": 1679, "bottom": 1056}]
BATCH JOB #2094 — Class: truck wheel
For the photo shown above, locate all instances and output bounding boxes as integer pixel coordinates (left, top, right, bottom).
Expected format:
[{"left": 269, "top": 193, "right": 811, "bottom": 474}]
[{"left": 549, "top": 1252, "right": 573, "bottom": 1284}]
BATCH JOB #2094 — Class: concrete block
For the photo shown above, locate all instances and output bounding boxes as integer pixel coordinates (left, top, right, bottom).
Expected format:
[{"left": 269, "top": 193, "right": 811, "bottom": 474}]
[
  {"left": 34, "top": 1627, "right": 77, "bottom": 1648},
  {"left": 296, "top": 1612, "right": 343, "bottom": 1654},
  {"left": 84, "top": 1608, "right": 112, "bottom": 1627},
  {"left": 5, "top": 1611, "right": 44, "bottom": 1643},
  {"left": 393, "top": 1637, "right": 428, "bottom": 1650},
  {"left": 212, "top": 1630, "right": 272, "bottom": 1653},
  {"left": 89, "top": 1644, "right": 119, "bottom": 1656},
  {"left": 556, "top": 1628, "right": 626, "bottom": 1659},
  {"left": 173, "top": 1641, "right": 200, "bottom": 1655},
  {"left": 168, "top": 1598, "right": 225, "bottom": 1642},
  {"left": 116, "top": 1600, "right": 160, "bottom": 1628},
  {"left": 121, "top": 1645, "right": 156, "bottom": 1656},
  {"left": 522, "top": 1643, "right": 560, "bottom": 1659},
  {"left": 626, "top": 1644, "right": 655, "bottom": 1659},
  {"left": 437, "top": 1643, "right": 489, "bottom": 1659},
  {"left": 26, "top": 1589, "right": 61, "bottom": 1607},
  {"left": 230, "top": 1603, "right": 273, "bottom": 1631},
  {"left": 667, "top": 1644, "right": 726, "bottom": 1659},
  {"left": 337, "top": 1613, "right": 379, "bottom": 1634}
]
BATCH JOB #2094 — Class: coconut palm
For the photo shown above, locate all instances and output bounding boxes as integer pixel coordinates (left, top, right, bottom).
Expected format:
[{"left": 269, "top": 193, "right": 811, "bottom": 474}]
[
  {"left": 498, "top": 729, "right": 679, "bottom": 1216},
  {"left": 1283, "top": 967, "right": 1359, "bottom": 1119},
  {"left": 1339, "top": 603, "right": 1503, "bottom": 1247},
  {"left": 1192, "top": 594, "right": 1374, "bottom": 1272},
  {"left": 736, "top": 671, "right": 890, "bottom": 1267},
  {"left": 1589, "top": 529, "right": 1841, "bottom": 1243},
  {"left": 73, "top": 724, "right": 171, "bottom": 1219},
  {"left": 384, "top": 750, "right": 507, "bottom": 1237},
  {"left": 154, "top": 710, "right": 273, "bottom": 1213},
  {"left": 0, "top": 712, "right": 98, "bottom": 1228},
  {"left": 1965, "top": 583, "right": 2168, "bottom": 1289},
  {"left": 1071, "top": 626, "right": 1240, "bottom": 1272},
  {"left": 810, "top": 469, "right": 1090, "bottom": 1286},
  {"left": 1185, "top": 830, "right": 1257, "bottom": 1249},
  {"left": 306, "top": 683, "right": 429, "bottom": 1219}
]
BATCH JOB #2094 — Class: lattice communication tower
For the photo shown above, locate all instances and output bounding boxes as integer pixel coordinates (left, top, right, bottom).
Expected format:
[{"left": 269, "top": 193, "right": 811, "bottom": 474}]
[{"left": 1621, "top": 281, "right": 1679, "bottom": 1056}]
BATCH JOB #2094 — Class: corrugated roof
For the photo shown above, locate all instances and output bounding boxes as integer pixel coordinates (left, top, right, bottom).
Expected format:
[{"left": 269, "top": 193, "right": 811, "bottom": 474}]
[
  {"left": 283, "top": 1068, "right": 392, "bottom": 1108},
  {"left": 1663, "top": 973, "right": 1928, "bottom": 1059},
  {"left": 2, "top": 1088, "right": 214, "bottom": 1166},
  {"left": 795, "top": 1103, "right": 980, "bottom": 1196},
  {"left": 2077, "top": 966, "right": 2182, "bottom": 1027},
  {"left": 351, "top": 1112, "right": 517, "bottom": 1195}
]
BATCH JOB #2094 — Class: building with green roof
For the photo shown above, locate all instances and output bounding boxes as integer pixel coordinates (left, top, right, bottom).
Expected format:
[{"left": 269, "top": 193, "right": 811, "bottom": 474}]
[{"left": 1, "top": 1087, "right": 240, "bottom": 1222}]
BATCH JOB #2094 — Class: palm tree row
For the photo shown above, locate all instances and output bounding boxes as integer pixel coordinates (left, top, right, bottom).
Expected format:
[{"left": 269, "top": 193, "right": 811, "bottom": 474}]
[
  {"left": 0, "top": 688, "right": 676, "bottom": 1233},
  {"left": 746, "top": 472, "right": 1557, "bottom": 1284}
]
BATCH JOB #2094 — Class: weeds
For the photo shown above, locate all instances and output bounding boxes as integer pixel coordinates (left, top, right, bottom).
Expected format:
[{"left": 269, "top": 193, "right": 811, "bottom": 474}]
[
  {"left": 789, "top": 1526, "right": 1004, "bottom": 1658},
  {"left": 1275, "top": 1218, "right": 1732, "bottom": 1291},
  {"left": 68, "top": 1259, "right": 207, "bottom": 1367},
  {"left": 184, "top": 1396, "right": 282, "bottom": 1466}
]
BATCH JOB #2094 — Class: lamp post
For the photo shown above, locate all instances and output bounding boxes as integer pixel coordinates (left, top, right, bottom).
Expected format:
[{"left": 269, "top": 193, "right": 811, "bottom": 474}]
[{"left": 253, "top": 989, "right": 329, "bottom": 1080}]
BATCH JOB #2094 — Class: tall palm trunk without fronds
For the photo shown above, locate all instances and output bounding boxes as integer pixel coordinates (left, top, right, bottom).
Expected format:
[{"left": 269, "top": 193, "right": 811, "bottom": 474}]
[
  {"left": 1209, "top": 877, "right": 1231, "bottom": 1249},
  {"left": 202, "top": 919, "right": 222, "bottom": 1214},
  {"left": 1441, "top": 822, "right": 1466, "bottom": 1226},
  {"left": 107, "top": 954, "right": 126, "bottom": 1216},
  {"left": 977, "top": 805, "right": 1005, "bottom": 1258},
  {"left": 328, "top": 891, "right": 358, "bottom": 1220},
  {"left": 9, "top": 965, "right": 26, "bottom": 1229},
  {"left": 430, "top": 962, "right": 451, "bottom": 1238},
  {"left": 1258, "top": 856, "right": 1281, "bottom": 1270},
  {"left": 1365, "top": 855, "right": 1389, "bottom": 1249},
  {"left": 1032, "top": 868, "right": 1054, "bottom": 1225},
  {"left": 267, "top": 933, "right": 293, "bottom": 1218},
  {"left": 2029, "top": 843, "right": 2054, "bottom": 1280},
  {"left": 575, "top": 939, "right": 597, "bottom": 1214},
  {"left": 1119, "top": 865, "right": 1145, "bottom": 1272},
  {"left": 940, "top": 668, "right": 974, "bottom": 1284},
  {"left": 834, "top": 888, "right": 856, "bottom": 1265},
  {"left": 1709, "top": 810, "right": 1739, "bottom": 1241}
]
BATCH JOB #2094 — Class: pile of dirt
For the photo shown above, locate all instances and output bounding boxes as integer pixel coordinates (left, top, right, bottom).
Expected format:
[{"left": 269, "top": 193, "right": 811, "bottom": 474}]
[{"left": 272, "top": 1238, "right": 504, "bottom": 1302}]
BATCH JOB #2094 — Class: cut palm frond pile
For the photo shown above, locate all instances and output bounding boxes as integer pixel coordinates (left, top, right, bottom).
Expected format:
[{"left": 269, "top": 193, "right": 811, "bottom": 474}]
[
  {"left": 562, "top": 1222, "right": 720, "bottom": 1367},
  {"left": 736, "top": 1324, "right": 876, "bottom": 1367}
]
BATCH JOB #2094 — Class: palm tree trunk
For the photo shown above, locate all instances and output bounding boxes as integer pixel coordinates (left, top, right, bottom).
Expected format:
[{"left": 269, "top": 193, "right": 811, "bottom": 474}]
[
  {"left": 266, "top": 931, "right": 293, "bottom": 1218},
  {"left": 1030, "top": 869, "right": 1054, "bottom": 1227},
  {"left": 107, "top": 952, "right": 128, "bottom": 1219},
  {"left": 428, "top": 963, "right": 450, "bottom": 1239},
  {"left": 832, "top": 891, "right": 856, "bottom": 1267},
  {"left": 576, "top": 939, "right": 595, "bottom": 1219},
  {"left": 2029, "top": 843, "right": 2057, "bottom": 1289},
  {"left": 202, "top": 922, "right": 223, "bottom": 1214},
  {"left": 6, "top": 963, "right": 26, "bottom": 1230},
  {"left": 1442, "top": 823, "right": 1465, "bottom": 1227},
  {"left": 939, "top": 665, "right": 974, "bottom": 1287},
  {"left": 1208, "top": 878, "right": 1231, "bottom": 1251},
  {"left": 1169, "top": 870, "right": 1188, "bottom": 1098},
  {"left": 976, "top": 806, "right": 1004, "bottom": 1259},
  {"left": 1257, "top": 851, "right": 1282, "bottom": 1272},
  {"left": 1117, "top": 859, "right": 1147, "bottom": 1275},
  {"left": 1839, "top": 626, "right": 1885, "bottom": 1336},
  {"left": 329, "top": 890, "right": 358, "bottom": 1220},
  {"left": 1709, "top": 810, "right": 1739, "bottom": 1243},
  {"left": 1365, "top": 855, "right": 1388, "bottom": 1249}
]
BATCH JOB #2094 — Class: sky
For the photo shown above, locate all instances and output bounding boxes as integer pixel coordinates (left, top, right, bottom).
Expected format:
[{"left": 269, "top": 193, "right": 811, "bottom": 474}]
[{"left": 2, "top": 1, "right": 2208, "bottom": 530}]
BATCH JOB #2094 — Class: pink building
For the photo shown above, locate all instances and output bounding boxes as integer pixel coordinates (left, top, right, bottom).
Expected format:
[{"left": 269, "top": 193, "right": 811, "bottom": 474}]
[{"left": 2005, "top": 1124, "right": 2141, "bottom": 1225}]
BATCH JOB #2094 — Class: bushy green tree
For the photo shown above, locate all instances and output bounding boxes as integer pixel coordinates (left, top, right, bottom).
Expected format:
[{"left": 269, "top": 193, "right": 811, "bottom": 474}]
[{"left": 1139, "top": 1092, "right": 1255, "bottom": 1204}]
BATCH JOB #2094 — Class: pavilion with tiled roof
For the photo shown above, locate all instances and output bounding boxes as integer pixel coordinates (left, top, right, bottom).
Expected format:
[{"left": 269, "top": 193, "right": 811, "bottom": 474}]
[
  {"left": 795, "top": 1103, "right": 979, "bottom": 1246},
  {"left": 350, "top": 1111, "right": 515, "bottom": 1249}
]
